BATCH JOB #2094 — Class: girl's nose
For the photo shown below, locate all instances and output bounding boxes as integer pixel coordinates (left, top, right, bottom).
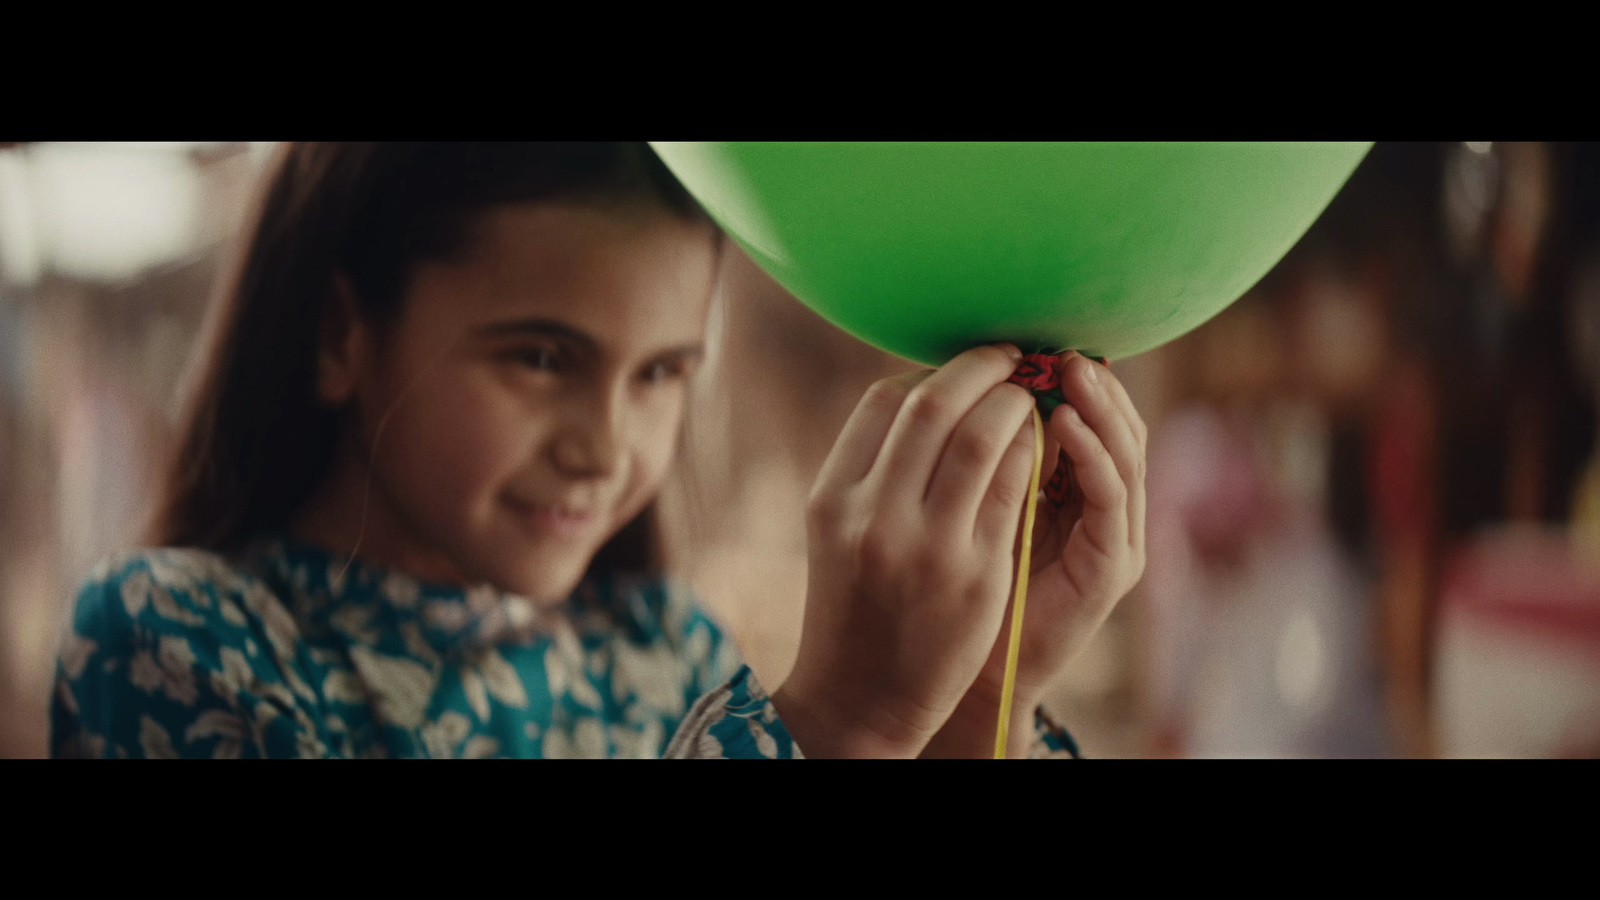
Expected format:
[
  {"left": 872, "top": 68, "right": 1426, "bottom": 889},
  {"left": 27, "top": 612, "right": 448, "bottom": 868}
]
[{"left": 550, "top": 408, "right": 624, "bottom": 479}]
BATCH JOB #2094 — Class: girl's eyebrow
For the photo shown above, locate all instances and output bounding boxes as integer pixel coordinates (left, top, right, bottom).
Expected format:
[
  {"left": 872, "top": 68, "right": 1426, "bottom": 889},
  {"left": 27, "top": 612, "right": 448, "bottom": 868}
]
[
  {"left": 475, "top": 318, "right": 597, "bottom": 350},
  {"left": 650, "top": 343, "right": 706, "bottom": 362},
  {"left": 476, "top": 318, "right": 703, "bottom": 362}
]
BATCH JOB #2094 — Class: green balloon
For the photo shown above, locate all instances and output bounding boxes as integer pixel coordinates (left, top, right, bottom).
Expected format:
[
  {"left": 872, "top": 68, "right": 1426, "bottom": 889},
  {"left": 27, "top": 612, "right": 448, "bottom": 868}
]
[{"left": 650, "top": 142, "right": 1372, "bottom": 366}]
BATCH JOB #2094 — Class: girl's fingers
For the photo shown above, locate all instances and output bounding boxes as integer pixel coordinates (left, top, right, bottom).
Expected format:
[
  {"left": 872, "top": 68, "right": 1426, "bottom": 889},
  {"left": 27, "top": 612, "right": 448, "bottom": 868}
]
[
  {"left": 1038, "top": 429, "right": 1062, "bottom": 506},
  {"left": 974, "top": 413, "right": 1043, "bottom": 550},
  {"left": 1050, "top": 403, "right": 1130, "bottom": 565},
  {"left": 922, "top": 380, "right": 1036, "bottom": 535},
  {"left": 812, "top": 370, "right": 931, "bottom": 497},
  {"left": 867, "top": 344, "right": 1021, "bottom": 511},
  {"left": 1057, "top": 354, "right": 1142, "bottom": 489},
  {"left": 1098, "top": 362, "right": 1148, "bottom": 456},
  {"left": 1031, "top": 436, "right": 1063, "bottom": 549},
  {"left": 1095, "top": 363, "right": 1149, "bottom": 562}
]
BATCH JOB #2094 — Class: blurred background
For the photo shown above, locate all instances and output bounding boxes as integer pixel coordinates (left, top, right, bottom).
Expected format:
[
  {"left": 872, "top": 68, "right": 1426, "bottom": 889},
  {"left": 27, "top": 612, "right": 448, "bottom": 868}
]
[{"left": 1, "top": 141, "right": 1596, "bottom": 758}]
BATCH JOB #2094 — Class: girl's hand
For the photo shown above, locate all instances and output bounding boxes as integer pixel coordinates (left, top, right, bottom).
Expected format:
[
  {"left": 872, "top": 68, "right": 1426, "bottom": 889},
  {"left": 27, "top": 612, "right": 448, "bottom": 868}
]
[
  {"left": 771, "top": 344, "right": 1042, "bottom": 758},
  {"left": 922, "top": 351, "right": 1148, "bottom": 757}
]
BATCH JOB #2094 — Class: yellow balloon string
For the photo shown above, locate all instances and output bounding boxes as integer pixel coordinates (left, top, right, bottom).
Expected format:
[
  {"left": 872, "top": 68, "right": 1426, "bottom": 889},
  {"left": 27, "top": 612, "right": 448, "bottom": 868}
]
[{"left": 994, "top": 406, "right": 1046, "bottom": 759}]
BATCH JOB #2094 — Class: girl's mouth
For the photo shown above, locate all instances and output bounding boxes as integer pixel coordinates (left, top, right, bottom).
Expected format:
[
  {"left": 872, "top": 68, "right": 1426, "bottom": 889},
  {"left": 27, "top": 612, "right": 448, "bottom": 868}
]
[{"left": 503, "top": 496, "right": 597, "bottom": 539}]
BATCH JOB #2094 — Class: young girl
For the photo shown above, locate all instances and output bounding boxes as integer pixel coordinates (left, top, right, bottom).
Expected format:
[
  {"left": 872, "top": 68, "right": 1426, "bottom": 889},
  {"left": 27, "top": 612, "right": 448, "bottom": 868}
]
[{"left": 50, "top": 142, "right": 1147, "bottom": 759}]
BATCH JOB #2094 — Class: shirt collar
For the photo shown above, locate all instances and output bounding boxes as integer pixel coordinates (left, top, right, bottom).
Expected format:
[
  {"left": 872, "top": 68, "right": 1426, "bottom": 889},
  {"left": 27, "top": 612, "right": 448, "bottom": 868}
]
[{"left": 242, "top": 535, "right": 555, "bottom": 659}]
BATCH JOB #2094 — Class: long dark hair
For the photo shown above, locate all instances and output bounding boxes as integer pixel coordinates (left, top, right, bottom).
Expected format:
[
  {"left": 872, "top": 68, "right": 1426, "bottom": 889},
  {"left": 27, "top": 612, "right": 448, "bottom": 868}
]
[{"left": 151, "top": 142, "right": 713, "bottom": 576}]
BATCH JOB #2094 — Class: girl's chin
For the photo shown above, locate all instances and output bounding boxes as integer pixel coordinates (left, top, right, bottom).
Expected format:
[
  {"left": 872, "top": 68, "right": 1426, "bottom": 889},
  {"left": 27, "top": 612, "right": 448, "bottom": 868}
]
[
  {"left": 458, "top": 519, "right": 620, "bottom": 601},
  {"left": 487, "top": 548, "right": 593, "bottom": 604}
]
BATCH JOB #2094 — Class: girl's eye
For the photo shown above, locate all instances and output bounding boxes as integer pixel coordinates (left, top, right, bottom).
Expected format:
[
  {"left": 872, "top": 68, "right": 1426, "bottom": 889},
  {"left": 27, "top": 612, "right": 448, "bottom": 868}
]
[
  {"left": 514, "top": 346, "right": 561, "bottom": 372},
  {"left": 641, "top": 359, "right": 687, "bottom": 385}
]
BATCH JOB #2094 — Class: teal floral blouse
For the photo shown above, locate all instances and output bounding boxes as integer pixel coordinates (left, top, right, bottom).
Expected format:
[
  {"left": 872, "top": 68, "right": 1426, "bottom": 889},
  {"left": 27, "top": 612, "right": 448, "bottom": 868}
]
[{"left": 50, "top": 537, "right": 1079, "bottom": 759}]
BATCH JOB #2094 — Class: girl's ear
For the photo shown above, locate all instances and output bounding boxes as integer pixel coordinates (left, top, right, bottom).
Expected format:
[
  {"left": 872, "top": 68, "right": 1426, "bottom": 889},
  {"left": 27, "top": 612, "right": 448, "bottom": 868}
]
[{"left": 315, "top": 273, "right": 373, "bottom": 406}]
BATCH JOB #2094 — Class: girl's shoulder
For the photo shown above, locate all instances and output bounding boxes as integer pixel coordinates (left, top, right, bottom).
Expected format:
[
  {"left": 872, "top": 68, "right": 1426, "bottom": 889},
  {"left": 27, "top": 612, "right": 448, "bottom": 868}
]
[
  {"left": 65, "top": 545, "right": 289, "bottom": 659},
  {"left": 56, "top": 545, "right": 317, "bottom": 759},
  {"left": 82, "top": 544, "right": 260, "bottom": 592}
]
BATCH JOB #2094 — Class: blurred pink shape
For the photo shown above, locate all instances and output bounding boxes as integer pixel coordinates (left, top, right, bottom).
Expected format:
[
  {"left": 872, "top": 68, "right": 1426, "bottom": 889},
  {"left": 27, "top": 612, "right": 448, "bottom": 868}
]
[{"left": 1435, "top": 528, "right": 1600, "bottom": 757}]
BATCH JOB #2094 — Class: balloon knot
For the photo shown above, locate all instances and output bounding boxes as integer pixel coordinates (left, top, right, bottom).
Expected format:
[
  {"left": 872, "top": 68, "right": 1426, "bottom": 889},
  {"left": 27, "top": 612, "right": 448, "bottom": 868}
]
[{"left": 1006, "top": 351, "right": 1109, "bottom": 506}]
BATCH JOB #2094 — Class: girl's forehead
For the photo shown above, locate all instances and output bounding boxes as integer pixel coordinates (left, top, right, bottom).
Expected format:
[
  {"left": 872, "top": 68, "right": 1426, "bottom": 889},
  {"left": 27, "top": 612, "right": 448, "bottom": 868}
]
[{"left": 406, "top": 203, "right": 717, "bottom": 352}]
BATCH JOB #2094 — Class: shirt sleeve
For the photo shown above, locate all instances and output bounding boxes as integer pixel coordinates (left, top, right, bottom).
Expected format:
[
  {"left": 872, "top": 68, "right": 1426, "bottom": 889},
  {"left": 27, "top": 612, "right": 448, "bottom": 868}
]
[
  {"left": 50, "top": 556, "right": 331, "bottom": 759},
  {"left": 664, "top": 665, "right": 801, "bottom": 758},
  {"left": 665, "top": 664, "right": 1082, "bottom": 759}
]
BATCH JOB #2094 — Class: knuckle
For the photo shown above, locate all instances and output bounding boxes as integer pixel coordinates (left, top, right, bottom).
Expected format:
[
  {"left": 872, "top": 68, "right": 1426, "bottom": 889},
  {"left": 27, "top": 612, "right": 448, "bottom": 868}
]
[
  {"left": 1086, "top": 355, "right": 1107, "bottom": 385},
  {"left": 863, "top": 379, "right": 912, "bottom": 416},
  {"left": 921, "top": 544, "right": 960, "bottom": 583},
  {"left": 855, "top": 526, "right": 897, "bottom": 575},
  {"left": 1071, "top": 355, "right": 1098, "bottom": 388},
  {"left": 965, "top": 343, "right": 1017, "bottom": 369},
  {"left": 1108, "top": 478, "right": 1128, "bottom": 506},
  {"left": 987, "top": 453, "right": 1032, "bottom": 509},
  {"left": 998, "top": 382, "right": 1035, "bottom": 414},
  {"left": 903, "top": 390, "right": 952, "bottom": 428},
  {"left": 988, "top": 475, "right": 1027, "bottom": 512},
  {"left": 868, "top": 375, "right": 913, "bottom": 402},
  {"left": 1092, "top": 433, "right": 1115, "bottom": 463},
  {"left": 949, "top": 427, "right": 995, "bottom": 468},
  {"left": 986, "top": 343, "right": 1022, "bottom": 370},
  {"left": 1013, "top": 415, "right": 1036, "bottom": 448},
  {"left": 805, "top": 489, "right": 840, "bottom": 527}
]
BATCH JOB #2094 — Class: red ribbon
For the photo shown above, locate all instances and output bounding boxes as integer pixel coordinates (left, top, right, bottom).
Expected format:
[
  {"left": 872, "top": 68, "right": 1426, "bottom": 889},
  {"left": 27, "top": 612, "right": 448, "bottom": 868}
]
[{"left": 1006, "top": 352, "right": 1109, "bottom": 507}]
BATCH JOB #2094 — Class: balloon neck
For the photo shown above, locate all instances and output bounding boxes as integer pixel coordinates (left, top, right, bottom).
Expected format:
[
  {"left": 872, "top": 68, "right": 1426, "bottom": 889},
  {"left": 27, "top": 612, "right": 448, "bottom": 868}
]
[
  {"left": 1005, "top": 350, "right": 1109, "bottom": 507},
  {"left": 1006, "top": 350, "right": 1109, "bottom": 409}
]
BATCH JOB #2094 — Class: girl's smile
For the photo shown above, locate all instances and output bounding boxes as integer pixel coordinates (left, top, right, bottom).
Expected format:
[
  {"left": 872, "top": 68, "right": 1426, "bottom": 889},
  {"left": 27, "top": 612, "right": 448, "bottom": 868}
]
[{"left": 502, "top": 494, "right": 598, "bottom": 540}]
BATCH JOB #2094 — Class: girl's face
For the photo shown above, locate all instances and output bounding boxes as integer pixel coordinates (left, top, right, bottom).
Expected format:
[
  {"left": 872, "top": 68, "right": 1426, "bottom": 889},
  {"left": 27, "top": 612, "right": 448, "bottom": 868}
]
[{"left": 333, "top": 202, "right": 717, "bottom": 603}]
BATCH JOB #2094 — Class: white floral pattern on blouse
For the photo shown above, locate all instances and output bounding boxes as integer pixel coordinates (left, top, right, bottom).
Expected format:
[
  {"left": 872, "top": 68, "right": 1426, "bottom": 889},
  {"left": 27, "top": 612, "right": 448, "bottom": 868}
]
[{"left": 51, "top": 537, "right": 1080, "bottom": 759}]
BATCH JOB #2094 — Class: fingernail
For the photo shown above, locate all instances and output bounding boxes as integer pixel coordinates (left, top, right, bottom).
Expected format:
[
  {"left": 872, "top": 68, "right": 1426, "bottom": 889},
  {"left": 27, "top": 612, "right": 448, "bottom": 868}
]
[
  {"left": 1082, "top": 358, "right": 1099, "bottom": 385},
  {"left": 993, "top": 342, "right": 1022, "bottom": 361}
]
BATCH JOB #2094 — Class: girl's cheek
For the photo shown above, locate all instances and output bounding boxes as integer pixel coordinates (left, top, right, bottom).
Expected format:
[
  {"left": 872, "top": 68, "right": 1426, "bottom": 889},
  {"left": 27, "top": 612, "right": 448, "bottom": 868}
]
[
  {"left": 397, "top": 378, "right": 522, "bottom": 514},
  {"left": 631, "top": 394, "right": 685, "bottom": 485},
  {"left": 459, "top": 386, "right": 540, "bottom": 488}
]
